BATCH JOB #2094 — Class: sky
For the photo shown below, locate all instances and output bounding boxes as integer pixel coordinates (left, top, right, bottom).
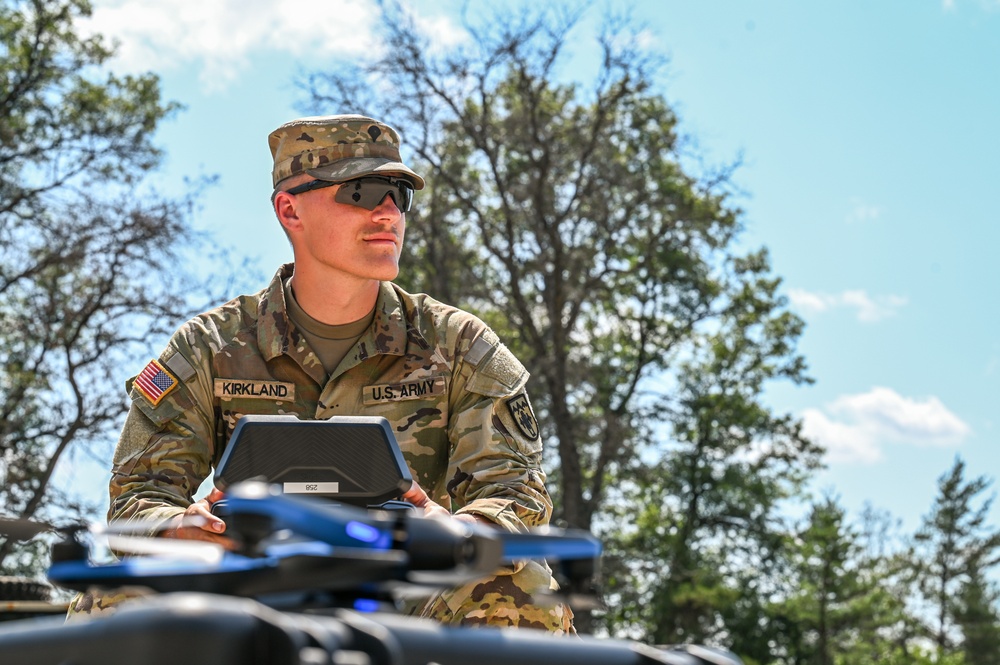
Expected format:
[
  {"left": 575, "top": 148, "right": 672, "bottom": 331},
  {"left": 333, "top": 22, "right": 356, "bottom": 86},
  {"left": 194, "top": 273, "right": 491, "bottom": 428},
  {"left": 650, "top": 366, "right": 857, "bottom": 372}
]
[{"left": 61, "top": 0, "right": 1000, "bottom": 535}]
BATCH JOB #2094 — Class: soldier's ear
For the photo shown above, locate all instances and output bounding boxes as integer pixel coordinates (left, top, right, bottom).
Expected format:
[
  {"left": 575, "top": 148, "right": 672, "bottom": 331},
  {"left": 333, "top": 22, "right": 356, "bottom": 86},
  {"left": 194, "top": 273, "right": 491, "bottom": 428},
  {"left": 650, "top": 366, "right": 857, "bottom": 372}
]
[{"left": 274, "top": 191, "right": 303, "bottom": 233}]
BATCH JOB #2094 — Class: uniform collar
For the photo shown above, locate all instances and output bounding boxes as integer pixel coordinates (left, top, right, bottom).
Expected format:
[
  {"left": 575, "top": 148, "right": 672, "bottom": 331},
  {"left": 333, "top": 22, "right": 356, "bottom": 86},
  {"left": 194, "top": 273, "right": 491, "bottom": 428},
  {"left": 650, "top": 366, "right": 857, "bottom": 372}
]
[
  {"left": 339, "top": 281, "right": 407, "bottom": 372},
  {"left": 257, "top": 264, "right": 322, "bottom": 372},
  {"left": 258, "top": 263, "right": 292, "bottom": 361},
  {"left": 257, "top": 264, "right": 407, "bottom": 377}
]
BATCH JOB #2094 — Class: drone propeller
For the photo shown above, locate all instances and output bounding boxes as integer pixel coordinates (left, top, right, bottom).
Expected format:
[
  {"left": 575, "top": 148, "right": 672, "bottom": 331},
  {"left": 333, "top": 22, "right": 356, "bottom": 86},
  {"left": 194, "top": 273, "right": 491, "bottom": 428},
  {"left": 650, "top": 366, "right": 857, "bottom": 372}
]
[
  {"left": 88, "top": 515, "right": 227, "bottom": 554},
  {"left": 104, "top": 533, "right": 226, "bottom": 564},
  {"left": 0, "top": 516, "right": 55, "bottom": 541},
  {"left": 0, "top": 511, "right": 199, "bottom": 544},
  {"left": 48, "top": 540, "right": 411, "bottom": 596},
  {"left": 94, "top": 513, "right": 220, "bottom": 538}
]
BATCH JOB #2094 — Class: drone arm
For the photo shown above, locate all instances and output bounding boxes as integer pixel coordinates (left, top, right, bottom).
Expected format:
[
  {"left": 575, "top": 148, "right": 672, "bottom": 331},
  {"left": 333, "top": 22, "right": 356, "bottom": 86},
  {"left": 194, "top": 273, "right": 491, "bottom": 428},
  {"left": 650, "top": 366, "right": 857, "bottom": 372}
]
[{"left": 402, "top": 513, "right": 504, "bottom": 579}]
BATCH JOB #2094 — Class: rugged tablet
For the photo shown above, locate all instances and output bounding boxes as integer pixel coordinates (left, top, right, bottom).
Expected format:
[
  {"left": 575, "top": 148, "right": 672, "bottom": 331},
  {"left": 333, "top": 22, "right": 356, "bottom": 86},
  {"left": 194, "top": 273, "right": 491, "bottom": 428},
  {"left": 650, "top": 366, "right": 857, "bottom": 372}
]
[{"left": 213, "top": 415, "right": 413, "bottom": 507}]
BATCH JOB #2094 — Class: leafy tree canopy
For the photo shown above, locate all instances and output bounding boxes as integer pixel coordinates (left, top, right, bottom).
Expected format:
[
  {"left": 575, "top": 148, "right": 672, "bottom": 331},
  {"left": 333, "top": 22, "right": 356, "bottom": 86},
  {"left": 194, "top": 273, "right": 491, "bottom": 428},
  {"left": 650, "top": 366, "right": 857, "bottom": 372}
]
[{"left": 0, "top": 0, "right": 224, "bottom": 573}]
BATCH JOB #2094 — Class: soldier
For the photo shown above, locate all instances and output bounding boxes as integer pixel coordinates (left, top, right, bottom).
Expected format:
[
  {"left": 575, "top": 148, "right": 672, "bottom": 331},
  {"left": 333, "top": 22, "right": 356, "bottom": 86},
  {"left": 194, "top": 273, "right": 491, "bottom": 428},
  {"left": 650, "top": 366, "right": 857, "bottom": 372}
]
[{"left": 69, "top": 114, "right": 573, "bottom": 633}]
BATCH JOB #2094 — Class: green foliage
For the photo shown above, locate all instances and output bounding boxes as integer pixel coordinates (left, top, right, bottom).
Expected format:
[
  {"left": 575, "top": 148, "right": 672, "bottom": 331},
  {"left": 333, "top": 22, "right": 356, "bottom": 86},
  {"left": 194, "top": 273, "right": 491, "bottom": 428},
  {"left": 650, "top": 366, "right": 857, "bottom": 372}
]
[
  {"left": 780, "top": 498, "right": 862, "bottom": 662},
  {"left": 953, "top": 558, "right": 1000, "bottom": 665},
  {"left": 912, "top": 457, "right": 1000, "bottom": 655},
  {"left": 765, "top": 498, "right": 913, "bottom": 664},
  {"left": 0, "top": 0, "right": 223, "bottom": 574},
  {"left": 601, "top": 250, "right": 820, "bottom": 649},
  {"left": 0, "top": 0, "right": 177, "bottom": 214}
]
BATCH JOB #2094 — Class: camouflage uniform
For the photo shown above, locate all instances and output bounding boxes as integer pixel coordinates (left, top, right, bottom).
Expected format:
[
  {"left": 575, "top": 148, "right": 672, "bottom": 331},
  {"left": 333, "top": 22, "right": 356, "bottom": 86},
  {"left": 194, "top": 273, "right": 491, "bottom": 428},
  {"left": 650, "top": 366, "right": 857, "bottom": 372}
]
[{"left": 72, "top": 263, "right": 572, "bottom": 633}]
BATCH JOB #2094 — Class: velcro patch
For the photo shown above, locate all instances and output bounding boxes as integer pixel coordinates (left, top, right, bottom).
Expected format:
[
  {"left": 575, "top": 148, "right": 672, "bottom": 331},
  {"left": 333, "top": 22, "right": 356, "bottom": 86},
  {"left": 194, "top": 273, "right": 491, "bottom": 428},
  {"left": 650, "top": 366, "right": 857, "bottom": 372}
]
[
  {"left": 467, "top": 343, "right": 527, "bottom": 397},
  {"left": 164, "top": 352, "right": 196, "bottom": 382},
  {"left": 215, "top": 379, "right": 295, "bottom": 401},
  {"left": 364, "top": 377, "right": 447, "bottom": 405},
  {"left": 133, "top": 359, "right": 179, "bottom": 406},
  {"left": 465, "top": 336, "right": 494, "bottom": 367},
  {"left": 506, "top": 393, "right": 539, "bottom": 441}
]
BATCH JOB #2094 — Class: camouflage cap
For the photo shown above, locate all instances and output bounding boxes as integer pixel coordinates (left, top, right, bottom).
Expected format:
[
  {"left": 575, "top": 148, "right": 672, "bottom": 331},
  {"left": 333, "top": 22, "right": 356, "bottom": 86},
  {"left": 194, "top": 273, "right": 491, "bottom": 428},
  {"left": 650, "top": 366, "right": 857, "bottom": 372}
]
[{"left": 268, "top": 114, "right": 425, "bottom": 190}]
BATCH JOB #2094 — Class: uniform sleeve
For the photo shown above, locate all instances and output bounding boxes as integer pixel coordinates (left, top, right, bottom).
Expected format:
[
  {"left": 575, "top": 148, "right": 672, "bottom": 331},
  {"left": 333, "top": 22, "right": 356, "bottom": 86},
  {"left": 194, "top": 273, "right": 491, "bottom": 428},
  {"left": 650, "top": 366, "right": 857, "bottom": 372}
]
[
  {"left": 445, "top": 327, "right": 552, "bottom": 533},
  {"left": 107, "top": 332, "right": 217, "bottom": 537}
]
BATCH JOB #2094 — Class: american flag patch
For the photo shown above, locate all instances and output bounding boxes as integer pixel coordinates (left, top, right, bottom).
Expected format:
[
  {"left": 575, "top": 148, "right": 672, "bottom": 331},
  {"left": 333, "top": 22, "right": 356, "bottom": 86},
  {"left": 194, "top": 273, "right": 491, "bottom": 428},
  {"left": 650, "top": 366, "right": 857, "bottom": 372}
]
[{"left": 134, "top": 359, "right": 179, "bottom": 406}]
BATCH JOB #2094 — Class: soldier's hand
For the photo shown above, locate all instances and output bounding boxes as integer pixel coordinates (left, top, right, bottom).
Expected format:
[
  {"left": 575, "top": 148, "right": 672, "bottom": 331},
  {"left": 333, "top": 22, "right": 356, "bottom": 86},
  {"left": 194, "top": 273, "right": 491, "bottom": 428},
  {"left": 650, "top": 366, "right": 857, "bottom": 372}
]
[
  {"left": 402, "top": 481, "right": 494, "bottom": 527},
  {"left": 161, "top": 488, "right": 238, "bottom": 549}
]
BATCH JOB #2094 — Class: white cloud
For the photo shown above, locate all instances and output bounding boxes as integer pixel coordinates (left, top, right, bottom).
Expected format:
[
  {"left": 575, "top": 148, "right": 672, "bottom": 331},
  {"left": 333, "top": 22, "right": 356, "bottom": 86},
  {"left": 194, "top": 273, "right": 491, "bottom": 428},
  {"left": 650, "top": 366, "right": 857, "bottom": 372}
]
[
  {"left": 846, "top": 199, "right": 883, "bottom": 224},
  {"left": 942, "top": 0, "right": 1000, "bottom": 11},
  {"left": 84, "top": 0, "right": 467, "bottom": 92},
  {"left": 802, "top": 387, "right": 971, "bottom": 464},
  {"left": 801, "top": 408, "right": 884, "bottom": 464},
  {"left": 787, "top": 288, "right": 828, "bottom": 313},
  {"left": 943, "top": 0, "right": 1000, "bottom": 10},
  {"left": 411, "top": 12, "right": 470, "bottom": 53},
  {"left": 788, "top": 288, "right": 907, "bottom": 322}
]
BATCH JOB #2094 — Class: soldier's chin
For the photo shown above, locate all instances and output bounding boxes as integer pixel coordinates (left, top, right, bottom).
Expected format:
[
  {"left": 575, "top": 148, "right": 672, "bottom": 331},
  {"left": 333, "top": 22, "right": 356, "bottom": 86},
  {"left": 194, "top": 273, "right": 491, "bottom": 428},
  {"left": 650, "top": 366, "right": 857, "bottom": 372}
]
[{"left": 368, "top": 261, "right": 400, "bottom": 282}]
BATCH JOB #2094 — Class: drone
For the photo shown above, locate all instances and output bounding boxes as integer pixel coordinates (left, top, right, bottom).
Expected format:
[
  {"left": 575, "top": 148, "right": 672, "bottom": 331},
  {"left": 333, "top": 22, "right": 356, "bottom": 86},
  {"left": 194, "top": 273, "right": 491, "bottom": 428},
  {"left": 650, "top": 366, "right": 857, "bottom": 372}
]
[
  {"left": 0, "top": 417, "right": 743, "bottom": 665},
  {"left": 46, "top": 480, "right": 602, "bottom": 609}
]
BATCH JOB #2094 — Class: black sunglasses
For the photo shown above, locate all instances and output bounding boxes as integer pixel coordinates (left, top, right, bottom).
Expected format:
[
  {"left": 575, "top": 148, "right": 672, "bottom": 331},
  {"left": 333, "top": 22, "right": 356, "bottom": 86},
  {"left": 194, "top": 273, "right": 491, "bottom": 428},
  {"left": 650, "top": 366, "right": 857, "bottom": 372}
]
[{"left": 284, "top": 176, "right": 414, "bottom": 213}]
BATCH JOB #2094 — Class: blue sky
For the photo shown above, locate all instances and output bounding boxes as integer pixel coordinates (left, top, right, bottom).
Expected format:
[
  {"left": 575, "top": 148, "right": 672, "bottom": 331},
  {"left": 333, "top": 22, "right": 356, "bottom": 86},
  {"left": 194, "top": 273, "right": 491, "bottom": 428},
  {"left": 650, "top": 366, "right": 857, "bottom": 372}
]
[{"left": 67, "top": 0, "right": 1000, "bottom": 533}]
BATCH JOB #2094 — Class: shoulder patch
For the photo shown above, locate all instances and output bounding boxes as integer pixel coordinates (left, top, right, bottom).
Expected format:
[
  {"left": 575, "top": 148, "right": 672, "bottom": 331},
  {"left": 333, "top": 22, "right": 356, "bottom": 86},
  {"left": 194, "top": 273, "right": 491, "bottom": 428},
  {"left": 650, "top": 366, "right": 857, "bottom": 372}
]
[
  {"left": 506, "top": 393, "right": 539, "bottom": 441},
  {"left": 133, "top": 359, "right": 179, "bottom": 406}
]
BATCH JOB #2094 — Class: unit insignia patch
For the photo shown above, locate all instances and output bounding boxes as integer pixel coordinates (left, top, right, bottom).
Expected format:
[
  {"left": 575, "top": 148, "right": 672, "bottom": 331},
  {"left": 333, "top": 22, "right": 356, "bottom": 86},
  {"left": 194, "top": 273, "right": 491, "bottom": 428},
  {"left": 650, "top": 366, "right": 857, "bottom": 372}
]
[{"left": 506, "top": 393, "right": 539, "bottom": 441}]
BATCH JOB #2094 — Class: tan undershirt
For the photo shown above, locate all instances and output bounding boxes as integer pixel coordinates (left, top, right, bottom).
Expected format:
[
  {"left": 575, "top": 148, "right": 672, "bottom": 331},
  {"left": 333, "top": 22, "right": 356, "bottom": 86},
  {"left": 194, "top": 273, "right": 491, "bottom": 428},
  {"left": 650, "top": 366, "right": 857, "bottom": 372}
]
[{"left": 284, "top": 280, "right": 376, "bottom": 376}]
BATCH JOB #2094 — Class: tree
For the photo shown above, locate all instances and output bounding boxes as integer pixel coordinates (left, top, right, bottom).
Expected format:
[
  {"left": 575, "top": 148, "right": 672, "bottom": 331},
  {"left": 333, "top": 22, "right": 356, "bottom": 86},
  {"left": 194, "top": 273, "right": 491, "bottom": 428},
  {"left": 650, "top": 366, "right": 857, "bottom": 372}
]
[
  {"left": 953, "top": 556, "right": 1000, "bottom": 665},
  {"left": 828, "top": 506, "right": 929, "bottom": 665},
  {"left": 600, "top": 253, "right": 820, "bottom": 653},
  {"left": 0, "top": 0, "right": 223, "bottom": 573},
  {"left": 768, "top": 497, "right": 918, "bottom": 665},
  {"left": 301, "top": 3, "right": 818, "bottom": 635},
  {"left": 912, "top": 457, "right": 1000, "bottom": 658}
]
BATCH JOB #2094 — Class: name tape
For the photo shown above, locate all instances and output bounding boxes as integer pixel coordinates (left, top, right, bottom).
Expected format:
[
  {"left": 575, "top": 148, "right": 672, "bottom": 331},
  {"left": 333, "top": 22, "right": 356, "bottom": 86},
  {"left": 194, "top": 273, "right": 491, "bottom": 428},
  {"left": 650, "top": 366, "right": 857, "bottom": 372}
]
[{"left": 215, "top": 379, "right": 295, "bottom": 402}]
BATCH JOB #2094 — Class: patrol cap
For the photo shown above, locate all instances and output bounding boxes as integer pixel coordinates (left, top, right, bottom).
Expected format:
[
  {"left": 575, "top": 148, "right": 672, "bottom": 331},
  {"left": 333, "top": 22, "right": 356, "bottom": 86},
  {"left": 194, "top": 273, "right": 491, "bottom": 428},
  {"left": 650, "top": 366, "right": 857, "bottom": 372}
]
[{"left": 268, "top": 114, "right": 425, "bottom": 190}]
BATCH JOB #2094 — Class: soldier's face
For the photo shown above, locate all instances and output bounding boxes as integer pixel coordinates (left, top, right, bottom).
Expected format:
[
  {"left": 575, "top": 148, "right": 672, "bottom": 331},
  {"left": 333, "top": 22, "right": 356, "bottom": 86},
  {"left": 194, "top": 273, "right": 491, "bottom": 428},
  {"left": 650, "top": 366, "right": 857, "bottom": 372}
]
[{"left": 289, "top": 181, "right": 406, "bottom": 282}]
